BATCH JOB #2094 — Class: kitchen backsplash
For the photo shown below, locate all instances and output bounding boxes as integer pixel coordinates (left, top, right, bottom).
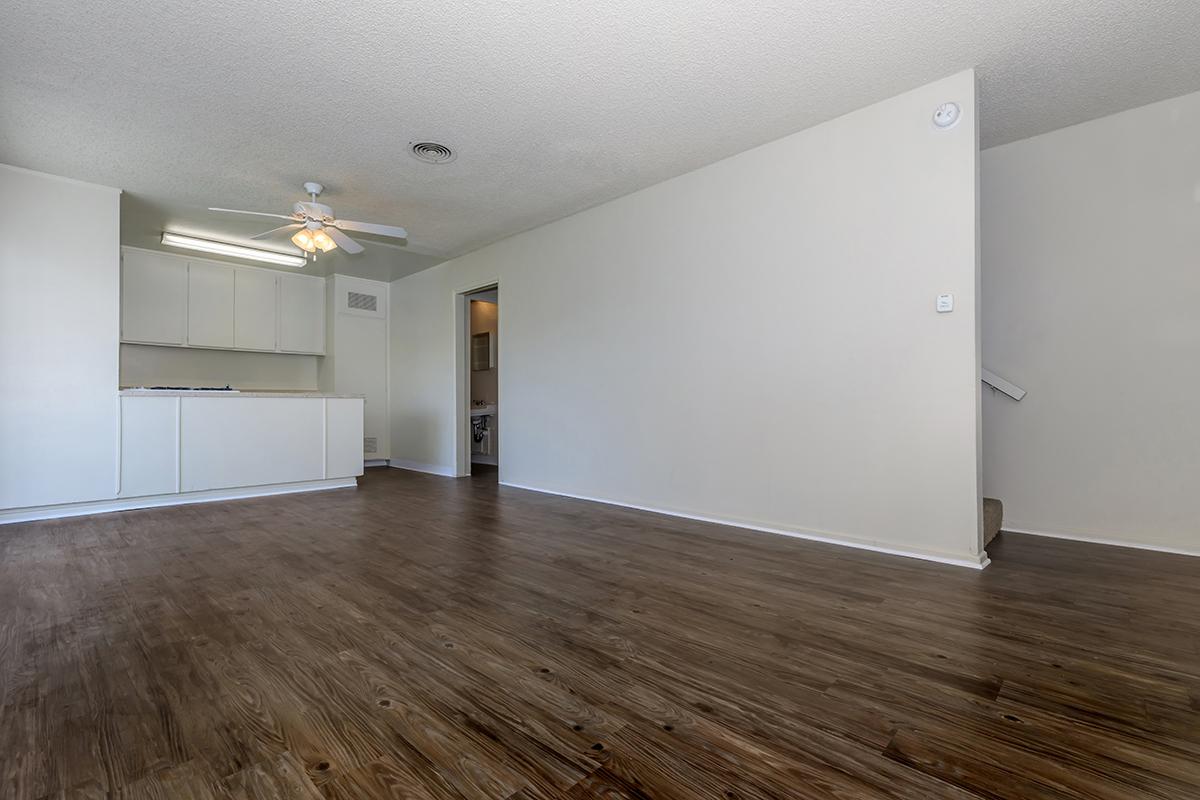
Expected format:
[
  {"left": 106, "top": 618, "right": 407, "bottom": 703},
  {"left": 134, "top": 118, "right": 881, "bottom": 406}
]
[{"left": 119, "top": 344, "right": 319, "bottom": 391}]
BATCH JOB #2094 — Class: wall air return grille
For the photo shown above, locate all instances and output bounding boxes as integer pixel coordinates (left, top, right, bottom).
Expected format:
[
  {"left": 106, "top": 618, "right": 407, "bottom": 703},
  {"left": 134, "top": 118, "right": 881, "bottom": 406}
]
[
  {"left": 347, "top": 291, "right": 378, "bottom": 312},
  {"left": 363, "top": 437, "right": 378, "bottom": 454}
]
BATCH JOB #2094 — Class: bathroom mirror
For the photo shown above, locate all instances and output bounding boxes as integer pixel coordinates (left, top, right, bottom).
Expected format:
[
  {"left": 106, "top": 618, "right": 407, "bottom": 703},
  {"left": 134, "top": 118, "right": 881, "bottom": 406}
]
[{"left": 471, "top": 332, "right": 495, "bottom": 371}]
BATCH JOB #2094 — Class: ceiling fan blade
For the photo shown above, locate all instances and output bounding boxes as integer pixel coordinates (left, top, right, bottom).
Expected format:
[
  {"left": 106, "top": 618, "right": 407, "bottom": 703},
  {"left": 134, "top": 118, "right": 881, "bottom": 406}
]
[
  {"left": 331, "top": 219, "right": 407, "bottom": 239},
  {"left": 250, "top": 223, "right": 302, "bottom": 240},
  {"left": 325, "top": 226, "right": 364, "bottom": 254},
  {"left": 209, "top": 207, "right": 297, "bottom": 221}
]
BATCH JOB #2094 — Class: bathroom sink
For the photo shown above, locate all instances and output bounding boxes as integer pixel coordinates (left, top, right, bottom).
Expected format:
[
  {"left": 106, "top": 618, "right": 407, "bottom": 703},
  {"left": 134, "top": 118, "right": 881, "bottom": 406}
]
[{"left": 470, "top": 405, "right": 496, "bottom": 417}]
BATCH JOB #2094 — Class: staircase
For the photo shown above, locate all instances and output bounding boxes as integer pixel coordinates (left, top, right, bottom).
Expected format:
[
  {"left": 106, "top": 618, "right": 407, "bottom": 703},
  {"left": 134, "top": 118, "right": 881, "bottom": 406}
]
[{"left": 984, "top": 497, "right": 1003, "bottom": 546}]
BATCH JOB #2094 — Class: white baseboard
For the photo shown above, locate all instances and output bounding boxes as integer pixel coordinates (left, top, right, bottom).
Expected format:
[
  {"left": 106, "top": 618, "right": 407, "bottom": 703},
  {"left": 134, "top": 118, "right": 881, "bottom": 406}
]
[
  {"left": 364, "top": 459, "right": 390, "bottom": 468},
  {"left": 0, "top": 478, "right": 358, "bottom": 526},
  {"left": 1002, "top": 526, "right": 1200, "bottom": 558},
  {"left": 471, "top": 455, "right": 498, "bottom": 466},
  {"left": 499, "top": 481, "right": 989, "bottom": 570},
  {"left": 387, "top": 459, "right": 457, "bottom": 477}
]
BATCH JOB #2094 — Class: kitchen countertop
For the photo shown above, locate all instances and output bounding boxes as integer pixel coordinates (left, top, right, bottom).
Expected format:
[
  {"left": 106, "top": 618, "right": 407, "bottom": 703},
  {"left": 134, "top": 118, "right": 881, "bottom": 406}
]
[{"left": 119, "top": 389, "right": 365, "bottom": 399}]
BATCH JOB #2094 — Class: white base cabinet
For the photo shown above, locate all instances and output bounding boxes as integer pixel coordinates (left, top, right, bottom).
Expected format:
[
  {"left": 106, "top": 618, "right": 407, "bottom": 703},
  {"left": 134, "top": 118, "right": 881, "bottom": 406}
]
[
  {"left": 182, "top": 397, "right": 325, "bottom": 491},
  {"left": 325, "top": 398, "right": 366, "bottom": 479},
  {"left": 120, "top": 396, "right": 179, "bottom": 497},
  {"left": 118, "top": 393, "right": 363, "bottom": 499}
]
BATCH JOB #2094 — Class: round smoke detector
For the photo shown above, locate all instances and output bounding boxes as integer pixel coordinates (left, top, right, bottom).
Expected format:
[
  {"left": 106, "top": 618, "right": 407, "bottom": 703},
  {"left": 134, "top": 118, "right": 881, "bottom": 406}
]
[
  {"left": 932, "top": 102, "right": 962, "bottom": 130},
  {"left": 409, "top": 141, "right": 457, "bottom": 164}
]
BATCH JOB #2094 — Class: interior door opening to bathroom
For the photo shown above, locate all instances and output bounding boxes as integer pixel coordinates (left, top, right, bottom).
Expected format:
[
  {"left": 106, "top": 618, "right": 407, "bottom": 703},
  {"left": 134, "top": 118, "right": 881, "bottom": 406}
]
[{"left": 464, "top": 285, "right": 498, "bottom": 479}]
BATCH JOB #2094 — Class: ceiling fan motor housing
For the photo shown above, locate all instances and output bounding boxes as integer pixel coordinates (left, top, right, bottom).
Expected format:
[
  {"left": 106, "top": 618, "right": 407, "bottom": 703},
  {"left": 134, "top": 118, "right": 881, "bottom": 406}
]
[{"left": 294, "top": 201, "right": 333, "bottom": 221}]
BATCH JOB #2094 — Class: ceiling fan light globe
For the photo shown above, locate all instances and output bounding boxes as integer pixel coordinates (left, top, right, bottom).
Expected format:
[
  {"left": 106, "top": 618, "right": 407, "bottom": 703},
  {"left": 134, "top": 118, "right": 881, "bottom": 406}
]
[
  {"left": 312, "top": 230, "right": 337, "bottom": 252},
  {"left": 291, "top": 229, "right": 317, "bottom": 252}
]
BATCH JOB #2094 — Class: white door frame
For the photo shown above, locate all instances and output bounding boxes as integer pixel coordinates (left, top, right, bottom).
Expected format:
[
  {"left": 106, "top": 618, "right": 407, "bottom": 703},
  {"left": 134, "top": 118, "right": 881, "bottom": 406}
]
[{"left": 453, "top": 280, "right": 499, "bottom": 478}]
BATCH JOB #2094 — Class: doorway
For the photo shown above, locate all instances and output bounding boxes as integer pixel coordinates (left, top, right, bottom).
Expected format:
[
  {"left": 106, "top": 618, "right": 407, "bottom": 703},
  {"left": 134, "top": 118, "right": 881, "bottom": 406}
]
[{"left": 457, "top": 284, "right": 499, "bottom": 478}]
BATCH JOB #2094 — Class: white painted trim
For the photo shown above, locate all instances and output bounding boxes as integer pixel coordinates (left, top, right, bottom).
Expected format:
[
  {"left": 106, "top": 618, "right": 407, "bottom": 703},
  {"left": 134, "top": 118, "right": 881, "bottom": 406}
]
[
  {"left": 174, "top": 396, "right": 182, "bottom": 492},
  {"left": 499, "top": 481, "right": 990, "bottom": 570},
  {"left": 387, "top": 459, "right": 457, "bottom": 478},
  {"left": 471, "top": 455, "right": 498, "bottom": 466},
  {"left": 455, "top": 277, "right": 503, "bottom": 297},
  {"left": 0, "top": 478, "right": 357, "bottom": 526},
  {"left": 453, "top": 279, "right": 500, "bottom": 479},
  {"left": 453, "top": 291, "right": 471, "bottom": 478},
  {"left": 0, "top": 162, "right": 122, "bottom": 193},
  {"left": 364, "top": 459, "right": 390, "bottom": 468},
  {"left": 382, "top": 276, "right": 392, "bottom": 463},
  {"left": 1002, "top": 526, "right": 1200, "bottom": 558},
  {"left": 115, "top": 393, "right": 123, "bottom": 496},
  {"left": 321, "top": 398, "right": 329, "bottom": 479}
]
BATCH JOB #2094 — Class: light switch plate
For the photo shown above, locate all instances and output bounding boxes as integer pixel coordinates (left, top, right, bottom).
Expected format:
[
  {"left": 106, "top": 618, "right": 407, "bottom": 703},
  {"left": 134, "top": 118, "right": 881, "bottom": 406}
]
[{"left": 936, "top": 293, "right": 954, "bottom": 313}]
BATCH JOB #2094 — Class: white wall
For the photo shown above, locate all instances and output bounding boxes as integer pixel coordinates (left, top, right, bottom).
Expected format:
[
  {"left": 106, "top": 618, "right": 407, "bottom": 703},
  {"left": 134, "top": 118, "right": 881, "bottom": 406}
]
[
  {"left": 390, "top": 71, "right": 983, "bottom": 565},
  {"left": 120, "top": 344, "right": 318, "bottom": 390},
  {"left": 321, "top": 275, "right": 390, "bottom": 459},
  {"left": 0, "top": 164, "right": 121, "bottom": 509},
  {"left": 982, "top": 90, "right": 1200, "bottom": 554}
]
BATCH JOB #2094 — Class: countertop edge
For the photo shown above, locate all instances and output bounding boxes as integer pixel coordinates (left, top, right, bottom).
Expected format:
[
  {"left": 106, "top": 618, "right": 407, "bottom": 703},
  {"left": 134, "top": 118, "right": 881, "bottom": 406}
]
[{"left": 119, "top": 390, "right": 366, "bottom": 399}]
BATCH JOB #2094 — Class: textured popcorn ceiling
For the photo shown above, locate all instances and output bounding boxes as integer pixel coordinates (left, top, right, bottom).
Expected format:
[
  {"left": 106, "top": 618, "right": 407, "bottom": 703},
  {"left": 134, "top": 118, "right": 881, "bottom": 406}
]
[{"left": 3, "top": 0, "right": 1199, "bottom": 273}]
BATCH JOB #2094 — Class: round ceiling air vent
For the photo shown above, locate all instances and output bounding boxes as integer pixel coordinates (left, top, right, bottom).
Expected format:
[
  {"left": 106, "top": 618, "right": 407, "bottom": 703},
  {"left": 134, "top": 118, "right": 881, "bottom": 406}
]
[{"left": 409, "top": 141, "right": 457, "bottom": 164}]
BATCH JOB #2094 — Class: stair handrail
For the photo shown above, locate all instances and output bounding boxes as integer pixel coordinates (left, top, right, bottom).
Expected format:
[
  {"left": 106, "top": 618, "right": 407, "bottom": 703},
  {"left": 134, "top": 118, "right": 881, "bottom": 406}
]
[{"left": 981, "top": 368, "right": 1025, "bottom": 401}]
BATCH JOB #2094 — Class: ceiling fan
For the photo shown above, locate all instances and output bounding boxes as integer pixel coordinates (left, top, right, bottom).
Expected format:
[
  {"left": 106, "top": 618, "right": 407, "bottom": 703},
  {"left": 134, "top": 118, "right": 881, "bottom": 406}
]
[{"left": 209, "top": 182, "right": 407, "bottom": 257}]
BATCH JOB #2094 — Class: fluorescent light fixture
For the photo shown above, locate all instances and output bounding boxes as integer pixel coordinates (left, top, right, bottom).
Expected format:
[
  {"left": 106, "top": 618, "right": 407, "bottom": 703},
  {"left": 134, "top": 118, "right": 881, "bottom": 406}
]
[{"left": 160, "top": 232, "right": 306, "bottom": 267}]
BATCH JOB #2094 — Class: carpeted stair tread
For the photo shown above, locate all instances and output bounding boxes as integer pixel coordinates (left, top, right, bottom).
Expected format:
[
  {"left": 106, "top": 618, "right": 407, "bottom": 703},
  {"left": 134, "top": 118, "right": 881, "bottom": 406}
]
[{"left": 984, "top": 497, "right": 1003, "bottom": 546}]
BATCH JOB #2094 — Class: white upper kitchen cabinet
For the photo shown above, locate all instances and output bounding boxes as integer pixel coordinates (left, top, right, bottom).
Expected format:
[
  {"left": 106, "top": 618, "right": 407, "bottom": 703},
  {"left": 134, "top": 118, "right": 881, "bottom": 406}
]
[
  {"left": 234, "top": 268, "right": 278, "bottom": 351},
  {"left": 187, "top": 261, "right": 235, "bottom": 348},
  {"left": 120, "top": 247, "right": 324, "bottom": 355},
  {"left": 279, "top": 273, "right": 325, "bottom": 354},
  {"left": 121, "top": 249, "right": 187, "bottom": 345}
]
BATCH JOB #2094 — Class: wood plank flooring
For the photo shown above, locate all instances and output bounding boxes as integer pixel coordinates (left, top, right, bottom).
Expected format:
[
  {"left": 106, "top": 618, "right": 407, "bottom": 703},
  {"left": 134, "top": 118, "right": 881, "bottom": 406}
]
[{"left": 1, "top": 467, "right": 1198, "bottom": 798}]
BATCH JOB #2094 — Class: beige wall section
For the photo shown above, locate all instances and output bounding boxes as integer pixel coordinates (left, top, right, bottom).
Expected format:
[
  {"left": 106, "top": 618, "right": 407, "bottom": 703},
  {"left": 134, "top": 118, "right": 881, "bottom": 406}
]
[
  {"left": 390, "top": 70, "right": 982, "bottom": 565},
  {"left": 470, "top": 300, "right": 498, "bottom": 405},
  {"left": 982, "top": 90, "right": 1200, "bottom": 554},
  {"left": 1, "top": 165, "right": 121, "bottom": 509},
  {"left": 120, "top": 344, "right": 318, "bottom": 390}
]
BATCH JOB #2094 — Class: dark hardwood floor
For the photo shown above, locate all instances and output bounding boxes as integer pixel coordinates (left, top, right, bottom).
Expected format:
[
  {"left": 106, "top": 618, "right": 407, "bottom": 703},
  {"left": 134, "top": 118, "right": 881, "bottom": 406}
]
[{"left": 2, "top": 467, "right": 1198, "bottom": 799}]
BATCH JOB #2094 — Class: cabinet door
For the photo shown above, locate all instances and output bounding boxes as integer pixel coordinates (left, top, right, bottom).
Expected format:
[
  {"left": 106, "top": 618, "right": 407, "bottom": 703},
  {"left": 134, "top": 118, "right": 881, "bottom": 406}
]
[
  {"left": 234, "top": 268, "right": 278, "bottom": 351},
  {"left": 326, "top": 398, "right": 365, "bottom": 478},
  {"left": 121, "top": 250, "right": 187, "bottom": 345},
  {"left": 120, "top": 396, "right": 179, "bottom": 497},
  {"left": 279, "top": 274, "right": 325, "bottom": 354},
  {"left": 180, "top": 397, "right": 325, "bottom": 491},
  {"left": 187, "top": 261, "right": 235, "bottom": 348}
]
